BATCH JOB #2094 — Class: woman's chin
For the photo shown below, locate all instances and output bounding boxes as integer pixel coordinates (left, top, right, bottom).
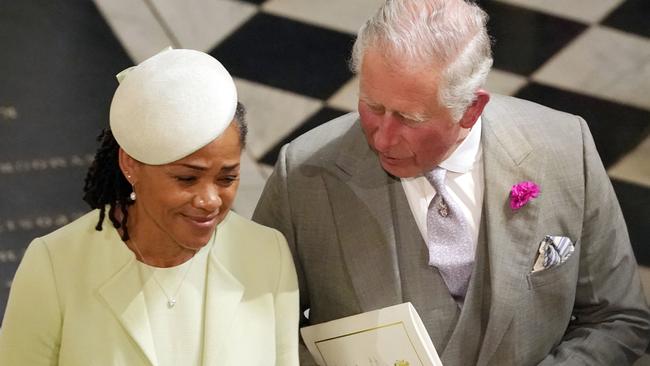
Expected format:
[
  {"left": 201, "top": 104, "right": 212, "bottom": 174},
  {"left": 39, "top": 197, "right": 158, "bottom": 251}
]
[{"left": 185, "top": 232, "right": 216, "bottom": 250}]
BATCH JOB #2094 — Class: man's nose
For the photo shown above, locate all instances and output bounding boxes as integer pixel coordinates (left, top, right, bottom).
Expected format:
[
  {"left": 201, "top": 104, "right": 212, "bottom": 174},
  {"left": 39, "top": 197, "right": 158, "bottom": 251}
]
[{"left": 372, "top": 114, "right": 400, "bottom": 151}]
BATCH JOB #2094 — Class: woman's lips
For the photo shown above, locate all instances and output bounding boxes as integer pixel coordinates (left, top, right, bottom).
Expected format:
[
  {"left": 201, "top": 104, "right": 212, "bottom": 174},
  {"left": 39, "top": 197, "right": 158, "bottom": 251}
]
[{"left": 183, "top": 214, "right": 218, "bottom": 228}]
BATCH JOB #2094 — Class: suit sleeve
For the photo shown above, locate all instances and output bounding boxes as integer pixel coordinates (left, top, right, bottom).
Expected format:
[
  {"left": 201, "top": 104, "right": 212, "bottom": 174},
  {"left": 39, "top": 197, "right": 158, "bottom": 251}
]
[
  {"left": 537, "top": 117, "right": 650, "bottom": 365},
  {"left": 0, "top": 239, "right": 62, "bottom": 365},
  {"left": 253, "top": 144, "right": 318, "bottom": 365},
  {"left": 273, "top": 229, "right": 300, "bottom": 366}
]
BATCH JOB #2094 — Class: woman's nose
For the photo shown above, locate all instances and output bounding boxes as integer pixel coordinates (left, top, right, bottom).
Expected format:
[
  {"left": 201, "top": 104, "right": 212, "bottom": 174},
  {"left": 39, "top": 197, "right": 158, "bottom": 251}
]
[{"left": 193, "top": 186, "right": 222, "bottom": 211}]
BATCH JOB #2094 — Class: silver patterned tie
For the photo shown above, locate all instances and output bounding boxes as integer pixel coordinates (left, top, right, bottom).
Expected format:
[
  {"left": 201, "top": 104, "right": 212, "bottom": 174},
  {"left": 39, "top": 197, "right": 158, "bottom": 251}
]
[{"left": 425, "top": 167, "right": 474, "bottom": 303}]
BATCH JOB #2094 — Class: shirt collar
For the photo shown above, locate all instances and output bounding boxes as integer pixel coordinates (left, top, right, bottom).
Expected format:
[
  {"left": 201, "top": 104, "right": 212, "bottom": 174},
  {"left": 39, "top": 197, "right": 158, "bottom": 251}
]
[{"left": 439, "top": 117, "right": 482, "bottom": 174}]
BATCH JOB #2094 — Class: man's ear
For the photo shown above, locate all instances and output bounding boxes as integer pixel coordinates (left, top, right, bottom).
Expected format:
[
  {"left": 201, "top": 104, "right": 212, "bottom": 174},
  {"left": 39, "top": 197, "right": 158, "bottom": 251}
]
[
  {"left": 458, "top": 89, "right": 490, "bottom": 129},
  {"left": 118, "top": 148, "right": 140, "bottom": 185}
]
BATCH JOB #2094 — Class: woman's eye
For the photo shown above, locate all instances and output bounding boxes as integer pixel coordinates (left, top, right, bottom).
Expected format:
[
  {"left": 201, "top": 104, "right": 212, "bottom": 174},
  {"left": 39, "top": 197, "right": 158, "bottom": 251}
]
[
  {"left": 220, "top": 175, "right": 239, "bottom": 185},
  {"left": 175, "top": 176, "right": 197, "bottom": 183}
]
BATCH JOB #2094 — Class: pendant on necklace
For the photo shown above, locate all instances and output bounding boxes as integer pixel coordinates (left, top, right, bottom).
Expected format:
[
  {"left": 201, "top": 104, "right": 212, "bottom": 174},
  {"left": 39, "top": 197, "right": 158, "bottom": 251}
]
[{"left": 167, "top": 298, "right": 176, "bottom": 308}]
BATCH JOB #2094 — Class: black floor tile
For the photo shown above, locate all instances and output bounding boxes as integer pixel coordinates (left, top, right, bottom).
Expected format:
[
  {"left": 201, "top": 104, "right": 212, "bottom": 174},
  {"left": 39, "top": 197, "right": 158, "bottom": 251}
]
[
  {"left": 0, "top": 1, "right": 132, "bottom": 161},
  {"left": 478, "top": 1, "right": 587, "bottom": 76},
  {"left": 515, "top": 83, "right": 650, "bottom": 168},
  {"left": 602, "top": 0, "right": 650, "bottom": 39},
  {"left": 260, "top": 106, "right": 348, "bottom": 165},
  {"left": 211, "top": 12, "right": 355, "bottom": 100},
  {"left": 611, "top": 179, "right": 650, "bottom": 266}
]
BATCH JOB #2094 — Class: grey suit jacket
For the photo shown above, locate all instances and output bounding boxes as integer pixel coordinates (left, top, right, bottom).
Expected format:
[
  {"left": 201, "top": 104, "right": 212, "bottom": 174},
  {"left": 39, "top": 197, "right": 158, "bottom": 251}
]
[{"left": 253, "top": 94, "right": 650, "bottom": 365}]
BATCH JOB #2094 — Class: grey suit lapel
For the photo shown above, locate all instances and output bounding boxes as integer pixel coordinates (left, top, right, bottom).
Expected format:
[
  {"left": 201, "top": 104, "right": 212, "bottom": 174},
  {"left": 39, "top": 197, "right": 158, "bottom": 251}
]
[
  {"left": 324, "top": 122, "right": 402, "bottom": 311},
  {"left": 476, "top": 101, "right": 546, "bottom": 365}
]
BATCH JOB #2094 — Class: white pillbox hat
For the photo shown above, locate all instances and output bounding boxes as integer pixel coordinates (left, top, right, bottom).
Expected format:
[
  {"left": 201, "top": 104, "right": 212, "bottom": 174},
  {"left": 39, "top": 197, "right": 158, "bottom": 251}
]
[{"left": 109, "top": 48, "right": 237, "bottom": 165}]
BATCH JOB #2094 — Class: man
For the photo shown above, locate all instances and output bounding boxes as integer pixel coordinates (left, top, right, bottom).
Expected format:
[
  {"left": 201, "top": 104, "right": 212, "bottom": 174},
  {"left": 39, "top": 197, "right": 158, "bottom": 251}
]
[{"left": 253, "top": 0, "right": 650, "bottom": 364}]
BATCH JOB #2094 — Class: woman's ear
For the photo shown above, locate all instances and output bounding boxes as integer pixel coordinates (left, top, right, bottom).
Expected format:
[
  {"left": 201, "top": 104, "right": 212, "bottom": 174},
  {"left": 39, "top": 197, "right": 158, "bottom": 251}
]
[{"left": 118, "top": 148, "right": 140, "bottom": 185}]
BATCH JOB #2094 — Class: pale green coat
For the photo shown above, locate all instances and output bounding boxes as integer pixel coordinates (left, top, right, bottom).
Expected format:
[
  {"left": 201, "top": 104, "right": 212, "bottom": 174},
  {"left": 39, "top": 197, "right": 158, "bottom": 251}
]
[{"left": 0, "top": 210, "right": 299, "bottom": 366}]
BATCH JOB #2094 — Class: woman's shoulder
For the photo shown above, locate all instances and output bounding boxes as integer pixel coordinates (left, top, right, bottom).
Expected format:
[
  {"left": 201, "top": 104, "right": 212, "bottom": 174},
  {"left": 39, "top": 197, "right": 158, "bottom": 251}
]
[
  {"left": 31, "top": 209, "right": 121, "bottom": 262},
  {"left": 217, "top": 211, "right": 288, "bottom": 256},
  {"left": 220, "top": 211, "right": 285, "bottom": 239},
  {"left": 38, "top": 210, "right": 105, "bottom": 245},
  {"left": 213, "top": 211, "right": 293, "bottom": 288}
]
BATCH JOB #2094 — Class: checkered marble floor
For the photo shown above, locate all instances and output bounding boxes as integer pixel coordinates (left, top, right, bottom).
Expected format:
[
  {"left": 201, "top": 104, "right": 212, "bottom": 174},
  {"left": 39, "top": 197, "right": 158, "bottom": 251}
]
[{"left": 0, "top": 0, "right": 649, "bottom": 346}]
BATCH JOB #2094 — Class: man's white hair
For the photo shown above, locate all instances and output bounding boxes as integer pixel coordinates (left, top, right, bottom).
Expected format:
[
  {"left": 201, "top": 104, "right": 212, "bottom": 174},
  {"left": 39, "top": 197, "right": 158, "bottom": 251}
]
[{"left": 351, "top": 0, "right": 493, "bottom": 121}]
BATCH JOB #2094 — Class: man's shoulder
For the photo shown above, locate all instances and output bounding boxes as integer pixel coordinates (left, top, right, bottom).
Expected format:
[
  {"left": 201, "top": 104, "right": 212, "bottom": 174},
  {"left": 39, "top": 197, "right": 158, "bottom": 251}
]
[
  {"left": 486, "top": 94, "right": 580, "bottom": 127},
  {"left": 482, "top": 94, "right": 589, "bottom": 171},
  {"left": 484, "top": 94, "right": 584, "bottom": 142}
]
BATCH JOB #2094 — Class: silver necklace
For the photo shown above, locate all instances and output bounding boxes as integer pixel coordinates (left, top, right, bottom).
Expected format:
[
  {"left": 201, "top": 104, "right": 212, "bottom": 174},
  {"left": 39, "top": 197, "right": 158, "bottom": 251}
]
[{"left": 130, "top": 238, "right": 196, "bottom": 309}]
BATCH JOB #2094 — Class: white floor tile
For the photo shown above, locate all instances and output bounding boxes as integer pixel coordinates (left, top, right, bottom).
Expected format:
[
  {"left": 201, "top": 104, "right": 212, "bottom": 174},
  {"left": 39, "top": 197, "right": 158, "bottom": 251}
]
[
  {"left": 494, "top": 0, "right": 623, "bottom": 24},
  {"left": 93, "top": 0, "right": 175, "bottom": 63},
  {"left": 262, "top": 0, "right": 383, "bottom": 34},
  {"left": 234, "top": 78, "right": 323, "bottom": 160},
  {"left": 608, "top": 135, "right": 650, "bottom": 188},
  {"left": 485, "top": 69, "right": 528, "bottom": 96},
  {"left": 232, "top": 150, "right": 268, "bottom": 218},
  {"left": 327, "top": 76, "right": 359, "bottom": 112},
  {"left": 152, "top": 0, "right": 257, "bottom": 52},
  {"left": 533, "top": 26, "right": 650, "bottom": 111},
  {"left": 258, "top": 163, "right": 275, "bottom": 179}
]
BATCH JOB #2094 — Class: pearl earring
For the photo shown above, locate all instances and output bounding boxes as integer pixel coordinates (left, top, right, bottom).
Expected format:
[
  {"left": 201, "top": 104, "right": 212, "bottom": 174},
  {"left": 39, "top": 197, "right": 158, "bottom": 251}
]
[{"left": 125, "top": 172, "right": 136, "bottom": 201}]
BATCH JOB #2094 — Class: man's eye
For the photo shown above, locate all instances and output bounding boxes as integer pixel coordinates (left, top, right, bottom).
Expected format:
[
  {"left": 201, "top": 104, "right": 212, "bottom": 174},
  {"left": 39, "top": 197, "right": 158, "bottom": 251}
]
[
  {"left": 367, "top": 103, "right": 384, "bottom": 114},
  {"left": 398, "top": 114, "right": 425, "bottom": 126}
]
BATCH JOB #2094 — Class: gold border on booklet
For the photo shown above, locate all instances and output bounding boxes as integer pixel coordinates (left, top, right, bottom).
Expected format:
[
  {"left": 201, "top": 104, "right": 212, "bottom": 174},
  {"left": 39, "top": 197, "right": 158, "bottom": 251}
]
[{"left": 314, "top": 321, "right": 425, "bottom": 366}]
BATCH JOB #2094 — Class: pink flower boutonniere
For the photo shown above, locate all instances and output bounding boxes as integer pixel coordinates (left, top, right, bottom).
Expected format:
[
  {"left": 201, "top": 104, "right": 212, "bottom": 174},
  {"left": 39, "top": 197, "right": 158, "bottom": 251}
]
[{"left": 510, "top": 181, "right": 540, "bottom": 210}]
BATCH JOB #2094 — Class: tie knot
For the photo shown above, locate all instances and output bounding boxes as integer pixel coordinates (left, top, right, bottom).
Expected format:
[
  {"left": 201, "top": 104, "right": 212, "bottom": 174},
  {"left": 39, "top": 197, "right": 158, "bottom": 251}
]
[{"left": 425, "top": 167, "right": 446, "bottom": 190}]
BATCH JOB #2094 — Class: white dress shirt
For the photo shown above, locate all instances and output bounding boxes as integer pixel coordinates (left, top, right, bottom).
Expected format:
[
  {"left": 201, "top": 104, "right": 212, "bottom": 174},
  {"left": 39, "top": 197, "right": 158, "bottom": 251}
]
[{"left": 402, "top": 117, "right": 484, "bottom": 248}]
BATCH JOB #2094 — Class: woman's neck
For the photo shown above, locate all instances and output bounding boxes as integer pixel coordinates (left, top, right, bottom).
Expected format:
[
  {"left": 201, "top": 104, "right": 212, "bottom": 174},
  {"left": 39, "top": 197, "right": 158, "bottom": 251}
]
[
  {"left": 116, "top": 205, "right": 200, "bottom": 268},
  {"left": 127, "top": 236, "right": 197, "bottom": 268}
]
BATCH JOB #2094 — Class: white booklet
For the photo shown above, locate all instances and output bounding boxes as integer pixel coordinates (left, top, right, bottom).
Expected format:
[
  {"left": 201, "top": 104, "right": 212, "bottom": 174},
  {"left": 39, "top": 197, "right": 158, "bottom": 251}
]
[{"left": 300, "top": 302, "right": 443, "bottom": 366}]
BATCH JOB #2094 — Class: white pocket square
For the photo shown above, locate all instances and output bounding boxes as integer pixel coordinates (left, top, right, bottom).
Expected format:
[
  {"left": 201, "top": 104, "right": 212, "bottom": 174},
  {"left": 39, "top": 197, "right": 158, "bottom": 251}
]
[{"left": 532, "top": 235, "right": 574, "bottom": 273}]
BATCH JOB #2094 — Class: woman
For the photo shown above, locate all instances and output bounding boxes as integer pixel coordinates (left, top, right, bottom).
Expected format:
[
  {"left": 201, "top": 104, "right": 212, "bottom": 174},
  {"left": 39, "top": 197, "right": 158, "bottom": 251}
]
[{"left": 0, "top": 49, "right": 299, "bottom": 365}]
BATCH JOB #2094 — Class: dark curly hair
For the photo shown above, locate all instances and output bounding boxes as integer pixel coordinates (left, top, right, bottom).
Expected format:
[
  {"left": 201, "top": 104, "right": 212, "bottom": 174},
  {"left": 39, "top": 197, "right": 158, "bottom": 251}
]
[{"left": 83, "top": 102, "right": 248, "bottom": 241}]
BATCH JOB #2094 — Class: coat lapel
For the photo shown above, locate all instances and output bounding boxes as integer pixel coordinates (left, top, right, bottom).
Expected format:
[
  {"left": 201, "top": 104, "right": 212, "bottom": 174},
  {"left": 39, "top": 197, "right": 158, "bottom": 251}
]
[
  {"left": 324, "top": 122, "right": 402, "bottom": 311},
  {"left": 98, "top": 256, "right": 158, "bottom": 366},
  {"left": 476, "top": 102, "right": 546, "bottom": 366},
  {"left": 201, "top": 217, "right": 245, "bottom": 365}
]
